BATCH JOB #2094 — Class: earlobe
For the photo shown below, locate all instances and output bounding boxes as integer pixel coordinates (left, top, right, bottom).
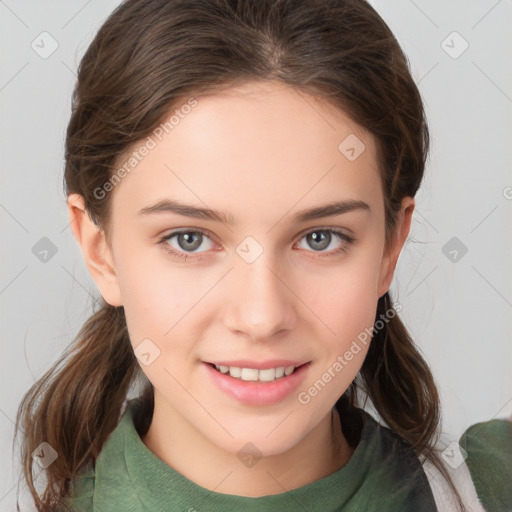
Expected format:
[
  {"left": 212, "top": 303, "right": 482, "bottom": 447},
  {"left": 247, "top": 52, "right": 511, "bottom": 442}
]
[
  {"left": 377, "top": 197, "right": 415, "bottom": 299},
  {"left": 66, "top": 194, "right": 123, "bottom": 307}
]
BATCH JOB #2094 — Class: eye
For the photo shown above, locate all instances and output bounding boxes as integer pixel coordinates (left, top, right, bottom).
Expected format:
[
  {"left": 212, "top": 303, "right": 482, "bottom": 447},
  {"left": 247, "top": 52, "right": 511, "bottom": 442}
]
[
  {"left": 157, "top": 227, "right": 355, "bottom": 262},
  {"left": 295, "top": 228, "right": 355, "bottom": 257},
  {"left": 157, "top": 229, "right": 214, "bottom": 262}
]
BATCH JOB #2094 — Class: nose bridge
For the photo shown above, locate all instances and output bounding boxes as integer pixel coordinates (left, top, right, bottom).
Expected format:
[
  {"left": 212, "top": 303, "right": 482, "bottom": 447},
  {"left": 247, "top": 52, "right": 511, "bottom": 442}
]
[{"left": 225, "top": 241, "right": 297, "bottom": 339}]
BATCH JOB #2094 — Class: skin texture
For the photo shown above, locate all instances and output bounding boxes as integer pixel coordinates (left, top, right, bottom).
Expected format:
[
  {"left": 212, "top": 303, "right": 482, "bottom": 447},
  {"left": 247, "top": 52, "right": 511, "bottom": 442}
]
[{"left": 67, "top": 80, "right": 414, "bottom": 497}]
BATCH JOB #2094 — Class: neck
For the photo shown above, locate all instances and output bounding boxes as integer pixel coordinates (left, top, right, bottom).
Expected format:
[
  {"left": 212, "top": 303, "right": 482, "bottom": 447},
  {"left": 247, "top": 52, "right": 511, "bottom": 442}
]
[{"left": 141, "top": 395, "right": 354, "bottom": 497}]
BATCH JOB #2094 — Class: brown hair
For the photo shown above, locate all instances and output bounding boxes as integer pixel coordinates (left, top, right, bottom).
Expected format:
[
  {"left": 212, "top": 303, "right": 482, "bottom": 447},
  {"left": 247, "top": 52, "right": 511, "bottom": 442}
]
[{"left": 14, "top": 0, "right": 465, "bottom": 509}]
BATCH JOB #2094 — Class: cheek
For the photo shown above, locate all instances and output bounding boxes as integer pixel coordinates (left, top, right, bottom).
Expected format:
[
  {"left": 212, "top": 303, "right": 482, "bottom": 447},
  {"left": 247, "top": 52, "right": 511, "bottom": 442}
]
[
  {"left": 301, "top": 252, "right": 382, "bottom": 333},
  {"left": 314, "top": 285, "right": 377, "bottom": 380},
  {"left": 294, "top": 252, "right": 382, "bottom": 399},
  {"left": 114, "top": 249, "right": 175, "bottom": 344},
  {"left": 296, "top": 267, "right": 379, "bottom": 405},
  {"left": 117, "top": 263, "right": 197, "bottom": 394},
  {"left": 116, "top": 251, "right": 210, "bottom": 361}
]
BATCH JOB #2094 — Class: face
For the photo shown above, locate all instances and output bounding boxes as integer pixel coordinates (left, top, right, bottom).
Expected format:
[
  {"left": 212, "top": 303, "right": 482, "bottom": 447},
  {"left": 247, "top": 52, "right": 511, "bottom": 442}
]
[{"left": 69, "top": 80, "right": 413, "bottom": 458}]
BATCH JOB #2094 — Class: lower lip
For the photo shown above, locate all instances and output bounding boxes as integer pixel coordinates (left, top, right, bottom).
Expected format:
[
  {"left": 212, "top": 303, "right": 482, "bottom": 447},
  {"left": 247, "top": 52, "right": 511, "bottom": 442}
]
[{"left": 203, "top": 362, "right": 311, "bottom": 406}]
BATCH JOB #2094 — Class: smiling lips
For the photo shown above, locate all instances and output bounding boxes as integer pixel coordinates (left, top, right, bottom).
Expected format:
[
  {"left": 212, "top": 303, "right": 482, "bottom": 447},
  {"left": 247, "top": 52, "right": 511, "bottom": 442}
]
[{"left": 204, "top": 360, "right": 312, "bottom": 405}]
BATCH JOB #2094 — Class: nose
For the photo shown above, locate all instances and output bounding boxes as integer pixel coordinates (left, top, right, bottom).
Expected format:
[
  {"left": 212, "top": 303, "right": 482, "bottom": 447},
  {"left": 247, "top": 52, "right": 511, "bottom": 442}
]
[{"left": 223, "top": 253, "right": 298, "bottom": 342}]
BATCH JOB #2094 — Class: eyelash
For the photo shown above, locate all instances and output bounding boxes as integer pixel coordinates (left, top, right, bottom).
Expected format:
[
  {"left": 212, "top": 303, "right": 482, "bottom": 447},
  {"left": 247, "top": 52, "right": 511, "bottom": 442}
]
[{"left": 157, "top": 227, "right": 355, "bottom": 262}]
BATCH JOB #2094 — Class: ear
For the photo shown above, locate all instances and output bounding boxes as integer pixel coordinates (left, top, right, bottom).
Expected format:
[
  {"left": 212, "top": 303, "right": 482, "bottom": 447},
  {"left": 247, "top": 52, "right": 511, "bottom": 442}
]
[
  {"left": 377, "top": 196, "right": 415, "bottom": 299},
  {"left": 66, "top": 193, "right": 123, "bottom": 306}
]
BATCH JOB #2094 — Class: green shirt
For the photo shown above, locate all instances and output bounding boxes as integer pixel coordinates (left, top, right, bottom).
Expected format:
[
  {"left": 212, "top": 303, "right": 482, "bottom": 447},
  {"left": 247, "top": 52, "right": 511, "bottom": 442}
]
[
  {"left": 60, "top": 397, "right": 437, "bottom": 511},
  {"left": 459, "top": 417, "right": 512, "bottom": 512}
]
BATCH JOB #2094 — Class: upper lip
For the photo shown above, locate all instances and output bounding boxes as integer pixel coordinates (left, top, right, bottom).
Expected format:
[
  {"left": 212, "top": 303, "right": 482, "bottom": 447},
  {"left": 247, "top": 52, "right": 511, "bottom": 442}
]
[{"left": 205, "top": 360, "right": 310, "bottom": 370}]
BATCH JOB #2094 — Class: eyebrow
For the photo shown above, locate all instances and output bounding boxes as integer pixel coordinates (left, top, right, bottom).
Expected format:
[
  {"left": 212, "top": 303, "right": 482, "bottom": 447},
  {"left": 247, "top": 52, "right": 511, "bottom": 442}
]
[{"left": 137, "top": 198, "right": 371, "bottom": 224}]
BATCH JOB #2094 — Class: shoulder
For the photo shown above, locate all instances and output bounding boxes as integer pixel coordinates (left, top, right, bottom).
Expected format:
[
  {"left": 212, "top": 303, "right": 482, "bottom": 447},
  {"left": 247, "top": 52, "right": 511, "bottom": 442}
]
[
  {"left": 422, "top": 450, "right": 486, "bottom": 512},
  {"left": 57, "top": 465, "right": 95, "bottom": 512},
  {"left": 348, "top": 408, "right": 437, "bottom": 511},
  {"left": 459, "top": 417, "right": 512, "bottom": 511},
  {"left": 357, "top": 408, "right": 427, "bottom": 476},
  {"left": 57, "top": 399, "right": 138, "bottom": 511}
]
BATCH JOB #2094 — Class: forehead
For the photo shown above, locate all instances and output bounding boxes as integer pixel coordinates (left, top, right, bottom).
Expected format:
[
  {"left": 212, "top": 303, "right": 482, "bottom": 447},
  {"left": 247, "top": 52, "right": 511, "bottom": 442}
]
[{"left": 109, "top": 81, "right": 381, "bottom": 225}]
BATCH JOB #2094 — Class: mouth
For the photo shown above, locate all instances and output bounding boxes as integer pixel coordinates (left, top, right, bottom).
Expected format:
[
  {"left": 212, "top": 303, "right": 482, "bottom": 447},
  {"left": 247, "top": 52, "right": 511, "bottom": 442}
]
[
  {"left": 206, "top": 361, "right": 310, "bottom": 383},
  {"left": 203, "top": 360, "right": 312, "bottom": 406}
]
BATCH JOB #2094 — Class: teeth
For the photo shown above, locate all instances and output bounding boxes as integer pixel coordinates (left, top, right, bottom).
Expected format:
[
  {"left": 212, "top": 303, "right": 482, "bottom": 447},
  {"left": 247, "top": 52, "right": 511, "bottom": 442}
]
[{"left": 214, "top": 364, "right": 297, "bottom": 382}]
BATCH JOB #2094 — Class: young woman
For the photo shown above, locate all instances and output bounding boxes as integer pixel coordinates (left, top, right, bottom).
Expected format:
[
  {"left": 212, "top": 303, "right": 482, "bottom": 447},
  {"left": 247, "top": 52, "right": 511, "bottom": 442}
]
[{"left": 14, "top": 0, "right": 479, "bottom": 510}]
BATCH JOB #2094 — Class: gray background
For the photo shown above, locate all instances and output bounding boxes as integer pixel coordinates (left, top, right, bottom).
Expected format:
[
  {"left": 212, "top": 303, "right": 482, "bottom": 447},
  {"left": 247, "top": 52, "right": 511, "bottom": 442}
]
[{"left": 1, "top": 0, "right": 511, "bottom": 509}]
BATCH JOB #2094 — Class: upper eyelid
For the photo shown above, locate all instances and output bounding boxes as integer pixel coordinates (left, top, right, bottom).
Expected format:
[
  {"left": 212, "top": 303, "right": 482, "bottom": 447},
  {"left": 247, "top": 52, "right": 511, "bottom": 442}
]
[
  {"left": 162, "top": 227, "right": 218, "bottom": 244},
  {"left": 295, "top": 225, "right": 353, "bottom": 238}
]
